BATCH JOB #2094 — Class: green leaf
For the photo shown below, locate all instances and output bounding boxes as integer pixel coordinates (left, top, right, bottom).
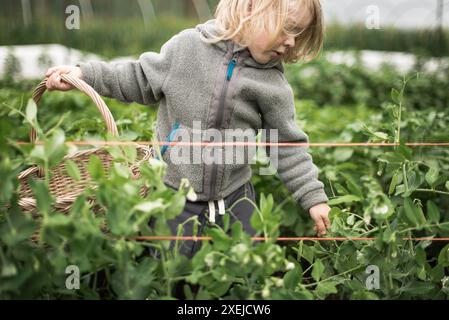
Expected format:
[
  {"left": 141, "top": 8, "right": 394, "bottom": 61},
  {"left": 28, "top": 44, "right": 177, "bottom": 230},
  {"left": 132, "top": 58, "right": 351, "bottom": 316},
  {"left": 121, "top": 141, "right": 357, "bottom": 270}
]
[
  {"left": 346, "top": 214, "right": 355, "bottom": 226},
  {"left": 438, "top": 244, "right": 449, "bottom": 267},
  {"left": 222, "top": 213, "right": 230, "bottom": 232},
  {"left": 315, "top": 282, "right": 337, "bottom": 299},
  {"left": 164, "top": 192, "right": 186, "bottom": 219},
  {"left": 25, "top": 98, "right": 37, "bottom": 123},
  {"left": 425, "top": 165, "right": 439, "bottom": 188},
  {"left": 29, "top": 179, "right": 53, "bottom": 214},
  {"left": 110, "top": 258, "right": 157, "bottom": 299},
  {"left": 350, "top": 290, "right": 379, "bottom": 300},
  {"left": 417, "top": 266, "right": 426, "bottom": 281},
  {"left": 372, "top": 131, "right": 389, "bottom": 140},
  {"left": 231, "top": 221, "right": 243, "bottom": 241},
  {"left": 378, "top": 151, "right": 406, "bottom": 164},
  {"left": 394, "top": 184, "right": 405, "bottom": 196},
  {"left": 45, "top": 129, "right": 67, "bottom": 168},
  {"left": 333, "top": 148, "right": 353, "bottom": 162},
  {"left": 121, "top": 145, "right": 137, "bottom": 164},
  {"left": 311, "top": 259, "right": 325, "bottom": 281},
  {"left": 430, "top": 264, "right": 444, "bottom": 282},
  {"left": 208, "top": 228, "right": 231, "bottom": 251},
  {"left": 284, "top": 266, "right": 302, "bottom": 290},
  {"left": 397, "top": 144, "right": 413, "bottom": 161},
  {"left": 328, "top": 195, "right": 361, "bottom": 205},
  {"left": 0, "top": 211, "right": 37, "bottom": 246},
  {"left": 403, "top": 198, "right": 426, "bottom": 227},
  {"left": 426, "top": 200, "right": 440, "bottom": 224},
  {"left": 430, "top": 173, "right": 448, "bottom": 188},
  {"left": 250, "top": 207, "right": 262, "bottom": 231},
  {"left": 388, "top": 173, "right": 399, "bottom": 195},
  {"left": 400, "top": 281, "right": 436, "bottom": 295},
  {"left": 391, "top": 88, "right": 400, "bottom": 103},
  {"left": 260, "top": 193, "right": 274, "bottom": 218},
  {"left": 300, "top": 243, "right": 315, "bottom": 264},
  {"left": 113, "top": 162, "right": 131, "bottom": 179},
  {"left": 87, "top": 154, "right": 105, "bottom": 180},
  {"left": 382, "top": 228, "right": 396, "bottom": 243},
  {"left": 445, "top": 181, "right": 449, "bottom": 191},
  {"left": 208, "top": 281, "right": 232, "bottom": 298},
  {"left": 1, "top": 262, "right": 18, "bottom": 277},
  {"left": 415, "top": 246, "right": 427, "bottom": 266},
  {"left": 106, "top": 146, "right": 127, "bottom": 162},
  {"left": 133, "top": 199, "right": 165, "bottom": 214},
  {"left": 29, "top": 145, "right": 46, "bottom": 166},
  {"left": 328, "top": 207, "right": 341, "bottom": 220},
  {"left": 406, "top": 171, "right": 425, "bottom": 193},
  {"left": 183, "top": 284, "right": 194, "bottom": 300},
  {"left": 340, "top": 173, "right": 363, "bottom": 198},
  {"left": 65, "top": 159, "right": 81, "bottom": 181}
]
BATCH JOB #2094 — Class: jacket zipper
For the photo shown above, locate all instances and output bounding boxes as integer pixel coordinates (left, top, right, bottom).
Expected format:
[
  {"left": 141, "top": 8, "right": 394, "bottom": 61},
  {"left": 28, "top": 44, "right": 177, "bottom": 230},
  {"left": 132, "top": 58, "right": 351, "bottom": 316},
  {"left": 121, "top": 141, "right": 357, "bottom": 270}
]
[
  {"left": 209, "top": 52, "right": 239, "bottom": 199},
  {"left": 159, "top": 122, "right": 180, "bottom": 158}
]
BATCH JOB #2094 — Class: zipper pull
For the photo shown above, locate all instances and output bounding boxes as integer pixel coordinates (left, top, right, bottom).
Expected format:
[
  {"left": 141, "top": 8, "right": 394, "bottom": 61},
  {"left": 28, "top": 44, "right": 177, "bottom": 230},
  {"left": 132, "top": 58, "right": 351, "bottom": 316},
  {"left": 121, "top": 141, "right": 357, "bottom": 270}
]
[
  {"left": 160, "top": 122, "right": 180, "bottom": 157},
  {"left": 226, "top": 53, "right": 239, "bottom": 81}
]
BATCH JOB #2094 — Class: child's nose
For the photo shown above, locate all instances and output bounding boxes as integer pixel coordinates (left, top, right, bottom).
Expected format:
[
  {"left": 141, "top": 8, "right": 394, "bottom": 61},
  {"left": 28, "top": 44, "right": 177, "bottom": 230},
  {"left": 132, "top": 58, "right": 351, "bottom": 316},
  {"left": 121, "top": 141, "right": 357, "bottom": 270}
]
[{"left": 284, "top": 35, "right": 295, "bottom": 48}]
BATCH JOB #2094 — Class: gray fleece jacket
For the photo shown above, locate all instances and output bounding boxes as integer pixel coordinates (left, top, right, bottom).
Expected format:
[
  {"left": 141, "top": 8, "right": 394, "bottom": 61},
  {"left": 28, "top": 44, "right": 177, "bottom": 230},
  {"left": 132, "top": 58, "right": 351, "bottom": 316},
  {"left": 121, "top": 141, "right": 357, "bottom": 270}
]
[{"left": 77, "top": 19, "right": 329, "bottom": 212}]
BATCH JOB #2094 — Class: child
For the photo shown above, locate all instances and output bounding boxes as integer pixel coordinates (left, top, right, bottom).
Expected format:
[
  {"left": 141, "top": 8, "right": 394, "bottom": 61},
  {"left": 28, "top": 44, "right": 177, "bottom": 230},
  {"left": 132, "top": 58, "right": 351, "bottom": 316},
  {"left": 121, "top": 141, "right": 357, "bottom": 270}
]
[{"left": 46, "top": 0, "right": 331, "bottom": 257}]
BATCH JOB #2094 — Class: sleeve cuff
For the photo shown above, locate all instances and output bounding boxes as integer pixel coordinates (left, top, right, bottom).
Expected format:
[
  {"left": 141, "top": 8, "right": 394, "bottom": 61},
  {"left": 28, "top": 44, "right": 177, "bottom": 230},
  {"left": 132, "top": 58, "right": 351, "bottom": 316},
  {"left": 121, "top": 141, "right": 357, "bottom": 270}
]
[
  {"left": 298, "top": 188, "right": 329, "bottom": 213},
  {"left": 76, "top": 62, "right": 95, "bottom": 87}
]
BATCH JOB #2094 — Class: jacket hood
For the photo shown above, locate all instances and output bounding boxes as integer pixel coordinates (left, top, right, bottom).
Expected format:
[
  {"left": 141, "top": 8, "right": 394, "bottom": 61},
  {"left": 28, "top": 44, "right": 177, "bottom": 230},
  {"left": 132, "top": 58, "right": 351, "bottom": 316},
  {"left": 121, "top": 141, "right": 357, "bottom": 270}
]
[{"left": 196, "top": 19, "right": 284, "bottom": 73}]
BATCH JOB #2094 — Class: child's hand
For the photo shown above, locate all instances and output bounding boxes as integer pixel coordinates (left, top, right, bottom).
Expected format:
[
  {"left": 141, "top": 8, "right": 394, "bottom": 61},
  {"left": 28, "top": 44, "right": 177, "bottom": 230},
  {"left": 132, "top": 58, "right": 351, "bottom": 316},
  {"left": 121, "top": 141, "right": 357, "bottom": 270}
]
[
  {"left": 45, "top": 65, "right": 82, "bottom": 91},
  {"left": 309, "top": 203, "right": 331, "bottom": 236}
]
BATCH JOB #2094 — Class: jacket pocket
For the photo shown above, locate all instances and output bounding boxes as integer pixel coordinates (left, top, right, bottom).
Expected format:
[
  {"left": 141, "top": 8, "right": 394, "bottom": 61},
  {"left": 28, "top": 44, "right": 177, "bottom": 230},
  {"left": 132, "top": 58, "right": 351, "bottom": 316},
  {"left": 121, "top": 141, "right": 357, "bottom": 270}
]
[
  {"left": 162, "top": 123, "right": 204, "bottom": 194},
  {"left": 220, "top": 141, "right": 253, "bottom": 195}
]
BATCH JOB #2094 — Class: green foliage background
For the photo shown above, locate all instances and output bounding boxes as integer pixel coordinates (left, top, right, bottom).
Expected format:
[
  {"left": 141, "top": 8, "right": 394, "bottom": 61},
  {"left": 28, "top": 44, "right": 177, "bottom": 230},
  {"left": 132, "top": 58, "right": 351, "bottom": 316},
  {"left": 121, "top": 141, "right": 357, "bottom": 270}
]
[
  {"left": 1, "top": 59, "right": 449, "bottom": 299},
  {"left": 1, "top": 3, "right": 449, "bottom": 299}
]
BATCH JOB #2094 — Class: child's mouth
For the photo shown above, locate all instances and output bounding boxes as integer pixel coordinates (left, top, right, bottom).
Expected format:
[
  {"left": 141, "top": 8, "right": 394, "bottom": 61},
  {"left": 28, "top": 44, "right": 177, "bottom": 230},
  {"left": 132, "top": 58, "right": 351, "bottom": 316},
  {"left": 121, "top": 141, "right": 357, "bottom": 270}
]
[{"left": 271, "top": 50, "right": 284, "bottom": 58}]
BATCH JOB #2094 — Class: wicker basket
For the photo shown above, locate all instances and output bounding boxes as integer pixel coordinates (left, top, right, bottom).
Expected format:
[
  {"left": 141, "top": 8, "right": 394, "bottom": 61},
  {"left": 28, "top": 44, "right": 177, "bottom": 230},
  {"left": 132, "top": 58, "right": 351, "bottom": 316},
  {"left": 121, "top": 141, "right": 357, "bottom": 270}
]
[{"left": 16, "top": 74, "right": 155, "bottom": 218}]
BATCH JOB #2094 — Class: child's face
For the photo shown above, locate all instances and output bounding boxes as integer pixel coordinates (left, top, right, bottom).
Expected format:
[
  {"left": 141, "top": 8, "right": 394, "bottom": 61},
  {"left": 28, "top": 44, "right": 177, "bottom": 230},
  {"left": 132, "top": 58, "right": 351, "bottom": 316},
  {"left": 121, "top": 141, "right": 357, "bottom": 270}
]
[{"left": 246, "top": 1, "right": 312, "bottom": 64}]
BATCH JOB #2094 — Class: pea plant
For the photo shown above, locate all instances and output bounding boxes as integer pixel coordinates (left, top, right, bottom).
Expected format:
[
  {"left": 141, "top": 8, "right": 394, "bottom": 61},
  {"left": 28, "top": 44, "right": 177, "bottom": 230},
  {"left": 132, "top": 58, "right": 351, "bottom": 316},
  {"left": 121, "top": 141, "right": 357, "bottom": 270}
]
[{"left": 1, "top": 75, "right": 448, "bottom": 299}]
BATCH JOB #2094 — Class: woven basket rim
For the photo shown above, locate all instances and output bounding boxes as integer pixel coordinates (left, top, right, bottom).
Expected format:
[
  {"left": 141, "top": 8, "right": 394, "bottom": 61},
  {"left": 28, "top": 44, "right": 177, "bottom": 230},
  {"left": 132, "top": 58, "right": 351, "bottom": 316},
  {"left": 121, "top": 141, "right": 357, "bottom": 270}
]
[{"left": 16, "top": 76, "right": 155, "bottom": 215}]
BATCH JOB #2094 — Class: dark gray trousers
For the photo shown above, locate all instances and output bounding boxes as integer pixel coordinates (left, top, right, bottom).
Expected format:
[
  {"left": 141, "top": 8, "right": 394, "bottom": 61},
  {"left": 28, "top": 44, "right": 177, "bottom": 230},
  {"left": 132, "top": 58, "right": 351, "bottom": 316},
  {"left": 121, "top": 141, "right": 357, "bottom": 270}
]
[{"left": 149, "top": 181, "right": 257, "bottom": 259}]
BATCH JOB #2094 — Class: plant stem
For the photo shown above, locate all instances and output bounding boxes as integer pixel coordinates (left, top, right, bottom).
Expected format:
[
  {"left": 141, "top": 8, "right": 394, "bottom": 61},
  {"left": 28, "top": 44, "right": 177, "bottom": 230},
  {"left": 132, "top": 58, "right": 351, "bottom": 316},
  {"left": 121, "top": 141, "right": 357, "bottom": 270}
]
[
  {"left": 396, "top": 96, "right": 403, "bottom": 146},
  {"left": 415, "top": 188, "right": 449, "bottom": 196},
  {"left": 236, "top": 197, "right": 268, "bottom": 239},
  {"left": 303, "top": 265, "right": 364, "bottom": 288},
  {"left": 328, "top": 178, "right": 336, "bottom": 197},
  {"left": 402, "top": 163, "right": 409, "bottom": 192}
]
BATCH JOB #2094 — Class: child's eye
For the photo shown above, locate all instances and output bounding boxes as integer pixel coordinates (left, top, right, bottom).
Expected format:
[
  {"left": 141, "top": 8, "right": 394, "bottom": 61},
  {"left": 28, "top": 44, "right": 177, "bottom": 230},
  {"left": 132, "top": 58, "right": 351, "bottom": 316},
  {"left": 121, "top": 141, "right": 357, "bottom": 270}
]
[{"left": 284, "top": 24, "right": 306, "bottom": 36}]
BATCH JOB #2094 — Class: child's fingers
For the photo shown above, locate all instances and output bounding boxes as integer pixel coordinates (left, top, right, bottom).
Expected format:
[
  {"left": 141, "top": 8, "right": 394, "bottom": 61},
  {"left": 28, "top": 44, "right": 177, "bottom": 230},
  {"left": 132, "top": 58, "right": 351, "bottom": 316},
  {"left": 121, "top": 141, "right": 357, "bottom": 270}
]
[
  {"left": 45, "top": 67, "right": 56, "bottom": 77},
  {"left": 314, "top": 217, "right": 327, "bottom": 236},
  {"left": 324, "top": 216, "right": 331, "bottom": 229},
  {"left": 58, "top": 78, "right": 73, "bottom": 91},
  {"left": 47, "top": 73, "right": 62, "bottom": 90},
  {"left": 46, "top": 71, "right": 73, "bottom": 91},
  {"left": 46, "top": 73, "right": 57, "bottom": 90},
  {"left": 45, "top": 66, "right": 72, "bottom": 79}
]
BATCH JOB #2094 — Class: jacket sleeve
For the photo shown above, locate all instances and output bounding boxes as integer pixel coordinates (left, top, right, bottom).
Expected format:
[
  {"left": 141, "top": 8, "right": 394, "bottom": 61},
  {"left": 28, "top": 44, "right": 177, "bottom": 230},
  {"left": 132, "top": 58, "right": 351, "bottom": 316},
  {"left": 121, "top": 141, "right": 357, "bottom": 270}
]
[
  {"left": 76, "top": 34, "right": 178, "bottom": 105},
  {"left": 258, "top": 76, "right": 329, "bottom": 213}
]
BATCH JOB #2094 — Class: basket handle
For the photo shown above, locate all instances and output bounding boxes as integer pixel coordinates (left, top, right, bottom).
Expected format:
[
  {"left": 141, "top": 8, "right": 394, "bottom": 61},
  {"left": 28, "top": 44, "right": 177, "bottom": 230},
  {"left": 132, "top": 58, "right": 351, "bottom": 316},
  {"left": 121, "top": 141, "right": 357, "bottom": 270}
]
[{"left": 30, "top": 73, "right": 119, "bottom": 143}]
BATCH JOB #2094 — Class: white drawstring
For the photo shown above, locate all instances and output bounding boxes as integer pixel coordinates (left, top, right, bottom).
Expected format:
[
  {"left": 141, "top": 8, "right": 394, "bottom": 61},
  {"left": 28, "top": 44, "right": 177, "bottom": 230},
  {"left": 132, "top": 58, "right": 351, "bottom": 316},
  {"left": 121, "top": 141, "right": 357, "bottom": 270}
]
[
  {"left": 208, "top": 200, "right": 216, "bottom": 223},
  {"left": 218, "top": 198, "right": 225, "bottom": 216},
  {"left": 208, "top": 198, "right": 225, "bottom": 223}
]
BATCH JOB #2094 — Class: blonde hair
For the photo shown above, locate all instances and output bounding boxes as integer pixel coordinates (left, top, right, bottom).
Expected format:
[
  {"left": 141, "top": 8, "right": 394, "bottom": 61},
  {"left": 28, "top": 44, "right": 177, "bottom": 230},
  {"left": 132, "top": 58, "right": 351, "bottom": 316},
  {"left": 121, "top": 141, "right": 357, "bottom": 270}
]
[{"left": 201, "top": 0, "right": 324, "bottom": 63}]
